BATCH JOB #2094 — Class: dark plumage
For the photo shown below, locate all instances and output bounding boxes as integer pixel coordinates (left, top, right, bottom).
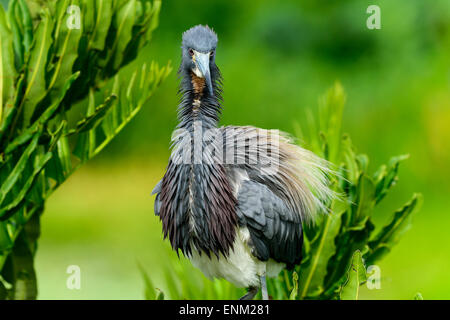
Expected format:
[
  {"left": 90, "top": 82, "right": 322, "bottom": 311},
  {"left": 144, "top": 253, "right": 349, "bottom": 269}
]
[
  {"left": 152, "top": 25, "right": 335, "bottom": 300},
  {"left": 156, "top": 26, "right": 236, "bottom": 258},
  {"left": 237, "top": 180, "right": 303, "bottom": 269}
]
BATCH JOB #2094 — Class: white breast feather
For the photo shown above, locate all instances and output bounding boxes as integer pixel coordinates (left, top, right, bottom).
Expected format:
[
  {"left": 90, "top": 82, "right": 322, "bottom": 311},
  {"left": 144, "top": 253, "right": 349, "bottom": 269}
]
[{"left": 188, "top": 228, "right": 284, "bottom": 288}]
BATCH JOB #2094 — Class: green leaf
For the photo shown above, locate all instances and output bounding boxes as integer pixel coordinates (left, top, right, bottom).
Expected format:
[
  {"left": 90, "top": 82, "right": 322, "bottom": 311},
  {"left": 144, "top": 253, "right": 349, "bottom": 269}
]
[
  {"left": 56, "top": 131, "right": 72, "bottom": 177},
  {"left": 366, "top": 193, "right": 423, "bottom": 265},
  {"left": 374, "top": 154, "right": 409, "bottom": 204},
  {"left": 341, "top": 134, "right": 358, "bottom": 183},
  {"left": 340, "top": 250, "right": 366, "bottom": 300},
  {"left": 5, "top": 72, "right": 79, "bottom": 155},
  {"left": 17, "top": 0, "right": 32, "bottom": 53},
  {"left": 318, "top": 81, "right": 346, "bottom": 163},
  {"left": 46, "top": 151, "right": 65, "bottom": 185},
  {"left": 73, "top": 90, "right": 96, "bottom": 163},
  {"left": 48, "top": 120, "right": 67, "bottom": 152},
  {"left": 88, "top": 0, "right": 113, "bottom": 51},
  {"left": 72, "top": 130, "right": 90, "bottom": 163},
  {"left": 356, "top": 154, "right": 369, "bottom": 173},
  {"left": 91, "top": 62, "right": 171, "bottom": 157},
  {"left": 82, "top": 0, "right": 95, "bottom": 33},
  {"left": 155, "top": 288, "right": 165, "bottom": 300},
  {"left": 48, "top": 0, "right": 83, "bottom": 102},
  {"left": 0, "top": 4, "right": 17, "bottom": 123},
  {"left": 68, "top": 94, "right": 117, "bottom": 135},
  {"left": 0, "top": 151, "right": 52, "bottom": 220},
  {"left": 299, "top": 198, "right": 347, "bottom": 298},
  {"left": 0, "top": 133, "right": 40, "bottom": 206},
  {"left": 111, "top": 0, "right": 136, "bottom": 69},
  {"left": 0, "top": 221, "right": 12, "bottom": 250},
  {"left": 414, "top": 292, "right": 423, "bottom": 300},
  {"left": 137, "top": 262, "right": 156, "bottom": 300},
  {"left": 164, "top": 268, "right": 181, "bottom": 300},
  {"left": 0, "top": 73, "right": 23, "bottom": 144},
  {"left": 289, "top": 272, "right": 299, "bottom": 300},
  {"left": 7, "top": 0, "right": 24, "bottom": 69},
  {"left": 45, "top": 122, "right": 69, "bottom": 184},
  {"left": 351, "top": 174, "right": 375, "bottom": 226},
  {"left": 22, "top": 8, "right": 54, "bottom": 126},
  {"left": 144, "top": 0, "right": 161, "bottom": 41}
]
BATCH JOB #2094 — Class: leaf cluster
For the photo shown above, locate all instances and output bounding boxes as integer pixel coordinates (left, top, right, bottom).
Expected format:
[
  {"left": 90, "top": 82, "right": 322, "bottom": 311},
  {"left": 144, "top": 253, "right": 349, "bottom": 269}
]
[
  {"left": 0, "top": 0, "right": 171, "bottom": 299},
  {"left": 269, "top": 83, "right": 422, "bottom": 300}
]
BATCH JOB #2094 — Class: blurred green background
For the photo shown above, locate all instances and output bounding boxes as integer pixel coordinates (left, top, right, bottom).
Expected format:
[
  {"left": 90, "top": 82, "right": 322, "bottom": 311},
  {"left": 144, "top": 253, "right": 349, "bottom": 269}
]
[{"left": 35, "top": 0, "right": 450, "bottom": 299}]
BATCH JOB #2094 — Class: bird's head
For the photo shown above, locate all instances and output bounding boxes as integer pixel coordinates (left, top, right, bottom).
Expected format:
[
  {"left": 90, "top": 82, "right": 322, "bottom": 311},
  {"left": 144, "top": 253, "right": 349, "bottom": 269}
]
[{"left": 181, "top": 25, "right": 218, "bottom": 96}]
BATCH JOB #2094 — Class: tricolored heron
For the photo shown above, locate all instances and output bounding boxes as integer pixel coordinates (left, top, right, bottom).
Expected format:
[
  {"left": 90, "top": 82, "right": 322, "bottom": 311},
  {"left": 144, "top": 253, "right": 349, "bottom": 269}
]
[{"left": 152, "top": 25, "right": 335, "bottom": 300}]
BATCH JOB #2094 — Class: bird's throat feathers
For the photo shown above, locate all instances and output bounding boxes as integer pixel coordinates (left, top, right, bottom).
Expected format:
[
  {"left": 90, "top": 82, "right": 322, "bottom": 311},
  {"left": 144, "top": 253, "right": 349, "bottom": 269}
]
[
  {"left": 177, "top": 67, "right": 222, "bottom": 129},
  {"left": 191, "top": 73, "right": 206, "bottom": 97}
]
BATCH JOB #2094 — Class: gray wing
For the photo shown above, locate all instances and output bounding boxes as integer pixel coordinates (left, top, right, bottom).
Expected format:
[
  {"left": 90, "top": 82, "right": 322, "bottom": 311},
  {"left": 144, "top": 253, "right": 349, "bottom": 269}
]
[
  {"left": 221, "top": 125, "right": 335, "bottom": 224},
  {"left": 237, "top": 180, "right": 303, "bottom": 268},
  {"left": 151, "top": 179, "right": 162, "bottom": 216}
]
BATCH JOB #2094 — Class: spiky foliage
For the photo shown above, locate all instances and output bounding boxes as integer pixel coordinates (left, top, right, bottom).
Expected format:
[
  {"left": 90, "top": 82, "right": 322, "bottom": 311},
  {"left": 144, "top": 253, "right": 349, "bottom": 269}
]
[
  {"left": 142, "top": 83, "right": 422, "bottom": 300},
  {"left": 0, "top": 0, "right": 171, "bottom": 299}
]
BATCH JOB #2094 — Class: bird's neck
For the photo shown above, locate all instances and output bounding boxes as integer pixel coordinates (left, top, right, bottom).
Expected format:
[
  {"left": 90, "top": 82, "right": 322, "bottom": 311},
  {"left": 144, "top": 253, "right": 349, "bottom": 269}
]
[
  {"left": 177, "top": 71, "right": 222, "bottom": 130},
  {"left": 160, "top": 68, "right": 238, "bottom": 258}
]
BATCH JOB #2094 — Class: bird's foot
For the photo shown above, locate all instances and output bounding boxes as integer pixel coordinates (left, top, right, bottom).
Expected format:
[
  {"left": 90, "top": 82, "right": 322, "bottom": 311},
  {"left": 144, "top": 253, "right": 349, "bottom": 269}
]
[{"left": 260, "top": 275, "right": 268, "bottom": 300}]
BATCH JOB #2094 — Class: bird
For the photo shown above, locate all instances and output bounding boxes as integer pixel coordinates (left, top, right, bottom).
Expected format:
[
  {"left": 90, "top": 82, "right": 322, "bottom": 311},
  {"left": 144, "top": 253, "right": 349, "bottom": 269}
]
[{"left": 152, "top": 25, "right": 335, "bottom": 300}]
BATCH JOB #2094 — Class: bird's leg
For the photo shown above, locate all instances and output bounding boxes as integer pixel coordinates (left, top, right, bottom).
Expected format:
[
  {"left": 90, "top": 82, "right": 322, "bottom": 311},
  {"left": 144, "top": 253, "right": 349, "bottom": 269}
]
[
  {"left": 239, "top": 286, "right": 258, "bottom": 300},
  {"left": 260, "top": 275, "right": 268, "bottom": 300}
]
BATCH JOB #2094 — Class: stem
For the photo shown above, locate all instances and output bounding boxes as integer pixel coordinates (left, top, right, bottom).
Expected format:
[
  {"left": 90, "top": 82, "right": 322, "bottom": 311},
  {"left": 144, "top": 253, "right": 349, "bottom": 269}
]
[
  {"left": 300, "top": 215, "right": 332, "bottom": 299},
  {"left": 0, "top": 207, "right": 42, "bottom": 300}
]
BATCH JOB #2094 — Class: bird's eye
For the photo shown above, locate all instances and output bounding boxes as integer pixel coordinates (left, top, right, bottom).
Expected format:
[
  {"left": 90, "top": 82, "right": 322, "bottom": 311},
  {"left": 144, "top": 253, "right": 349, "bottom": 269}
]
[
  {"left": 210, "top": 50, "right": 215, "bottom": 59},
  {"left": 188, "top": 48, "right": 194, "bottom": 57}
]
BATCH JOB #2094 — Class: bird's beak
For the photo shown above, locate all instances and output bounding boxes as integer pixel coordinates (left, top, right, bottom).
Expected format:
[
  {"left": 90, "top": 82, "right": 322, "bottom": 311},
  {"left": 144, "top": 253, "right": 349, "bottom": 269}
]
[{"left": 193, "top": 52, "right": 213, "bottom": 95}]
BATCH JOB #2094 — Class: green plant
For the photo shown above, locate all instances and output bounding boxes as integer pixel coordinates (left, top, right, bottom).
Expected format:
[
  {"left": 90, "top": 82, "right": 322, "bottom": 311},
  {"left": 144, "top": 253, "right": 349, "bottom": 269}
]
[
  {"left": 143, "top": 83, "right": 422, "bottom": 300},
  {"left": 0, "top": 0, "right": 171, "bottom": 299}
]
